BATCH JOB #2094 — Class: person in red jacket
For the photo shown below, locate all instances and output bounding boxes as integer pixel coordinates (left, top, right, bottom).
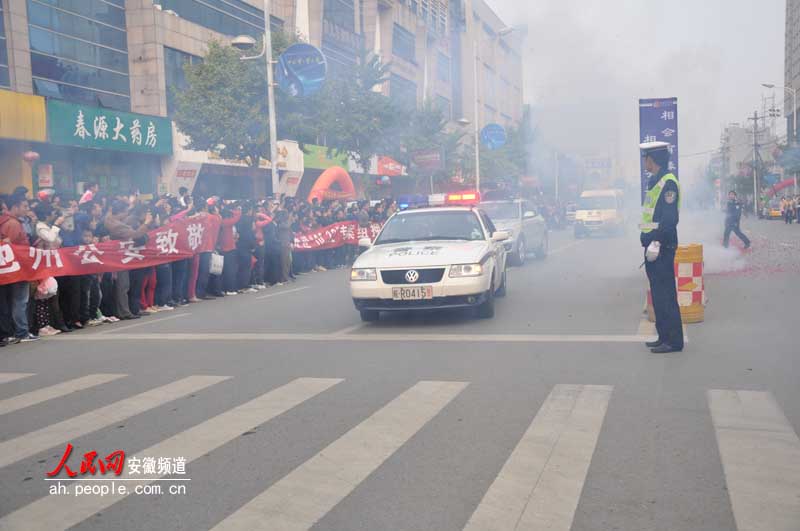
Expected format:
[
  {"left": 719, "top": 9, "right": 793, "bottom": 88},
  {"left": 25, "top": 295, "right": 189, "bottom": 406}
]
[
  {"left": 217, "top": 203, "right": 241, "bottom": 295},
  {"left": 0, "top": 194, "right": 38, "bottom": 343}
]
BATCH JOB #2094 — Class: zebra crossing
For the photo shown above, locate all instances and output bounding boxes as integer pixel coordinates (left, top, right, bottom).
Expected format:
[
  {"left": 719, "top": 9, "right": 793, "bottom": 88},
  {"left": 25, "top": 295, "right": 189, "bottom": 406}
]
[{"left": 0, "top": 372, "right": 798, "bottom": 531}]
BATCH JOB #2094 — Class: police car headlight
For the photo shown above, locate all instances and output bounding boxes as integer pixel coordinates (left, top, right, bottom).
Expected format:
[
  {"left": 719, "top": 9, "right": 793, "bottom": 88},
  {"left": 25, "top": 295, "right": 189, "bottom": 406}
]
[
  {"left": 350, "top": 268, "right": 377, "bottom": 281},
  {"left": 449, "top": 264, "right": 484, "bottom": 278}
]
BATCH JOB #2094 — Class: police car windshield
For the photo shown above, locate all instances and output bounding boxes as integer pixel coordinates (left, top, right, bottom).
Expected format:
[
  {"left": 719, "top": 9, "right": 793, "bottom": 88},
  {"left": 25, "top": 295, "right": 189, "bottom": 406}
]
[
  {"left": 578, "top": 196, "right": 617, "bottom": 210},
  {"left": 480, "top": 202, "right": 519, "bottom": 220},
  {"left": 375, "top": 211, "right": 486, "bottom": 244}
]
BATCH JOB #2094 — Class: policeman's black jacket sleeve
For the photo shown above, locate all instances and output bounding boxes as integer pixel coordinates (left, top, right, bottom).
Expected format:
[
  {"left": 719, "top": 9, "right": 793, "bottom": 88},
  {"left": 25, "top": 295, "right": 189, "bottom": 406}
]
[{"left": 640, "top": 180, "right": 679, "bottom": 247}]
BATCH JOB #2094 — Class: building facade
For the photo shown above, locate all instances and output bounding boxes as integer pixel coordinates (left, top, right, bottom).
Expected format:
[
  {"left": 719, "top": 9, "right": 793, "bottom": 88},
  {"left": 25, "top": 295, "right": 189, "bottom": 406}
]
[{"left": 0, "top": 0, "right": 524, "bottom": 196}]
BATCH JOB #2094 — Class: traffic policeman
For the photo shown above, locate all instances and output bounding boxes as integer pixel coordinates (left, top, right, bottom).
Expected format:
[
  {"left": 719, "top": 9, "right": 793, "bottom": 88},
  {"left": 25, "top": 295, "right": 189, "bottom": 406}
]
[
  {"left": 639, "top": 142, "right": 683, "bottom": 353},
  {"left": 723, "top": 191, "right": 750, "bottom": 249}
]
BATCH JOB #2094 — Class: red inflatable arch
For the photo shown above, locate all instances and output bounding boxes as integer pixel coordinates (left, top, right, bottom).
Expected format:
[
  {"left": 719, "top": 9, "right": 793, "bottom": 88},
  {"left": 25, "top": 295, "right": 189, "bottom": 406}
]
[
  {"left": 765, "top": 178, "right": 796, "bottom": 198},
  {"left": 307, "top": 166, "right": 357, "bottom": 203}
]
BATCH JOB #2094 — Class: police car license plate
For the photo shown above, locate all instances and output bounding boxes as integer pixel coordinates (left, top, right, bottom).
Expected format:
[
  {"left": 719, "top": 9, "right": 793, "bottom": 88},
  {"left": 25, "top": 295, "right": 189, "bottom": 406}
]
[{"left": 392, "top": 286, "right": 433, "bottom": 300}]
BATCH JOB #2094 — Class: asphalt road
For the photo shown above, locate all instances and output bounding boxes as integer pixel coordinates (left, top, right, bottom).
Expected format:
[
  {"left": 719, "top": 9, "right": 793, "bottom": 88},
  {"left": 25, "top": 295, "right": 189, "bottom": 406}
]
[{"left": 0, "top": 210, "right": 798, "bottom": 531}]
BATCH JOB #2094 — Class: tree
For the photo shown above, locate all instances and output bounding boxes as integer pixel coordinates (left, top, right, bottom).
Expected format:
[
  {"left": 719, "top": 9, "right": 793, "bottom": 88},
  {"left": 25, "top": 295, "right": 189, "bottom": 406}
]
[
  {"left": 316, "top": 51, "right": 401, "bottom": 173},
  {"left": 388, "top": 101, "right": 467, "bottom": 190},
  {"left": 461, "top": 109, "right": 535, "bottom": 185},
  {"left": 173, "top": 32, "right": 316, "bottom": 169}
]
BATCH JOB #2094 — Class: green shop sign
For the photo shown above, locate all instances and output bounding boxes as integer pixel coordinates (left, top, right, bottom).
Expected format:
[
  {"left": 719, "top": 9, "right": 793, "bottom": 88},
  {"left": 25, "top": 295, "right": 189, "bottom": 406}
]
[
  {"left": 47, "top": 99, "right": 173, "bottom": 155},
  {"left": 303, "top": 144, "right": 348, "bottom": 170}
]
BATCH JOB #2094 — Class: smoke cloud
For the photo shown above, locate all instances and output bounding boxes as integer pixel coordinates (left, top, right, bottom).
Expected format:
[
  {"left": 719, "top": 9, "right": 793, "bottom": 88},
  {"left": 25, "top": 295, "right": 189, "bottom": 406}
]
[{"left": 490, "top": 0, "right": 784, "bottom": 183}]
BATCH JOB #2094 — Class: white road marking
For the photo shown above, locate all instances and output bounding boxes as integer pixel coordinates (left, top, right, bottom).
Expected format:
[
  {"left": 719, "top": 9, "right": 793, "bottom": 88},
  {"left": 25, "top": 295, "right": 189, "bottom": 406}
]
[
  {"left": 0, "top": 373, "right": 35, "bottom": 384},
  {"left": 637, "top": 318, "right": 657, "bottom": 337},
  {"left": 59, "top": 332, "right": 666, "bottom": 344},
  {"left": 0, "top": 375, "right": 228, "bottom": 469},
  {"left": 636, "top": 318, "right": 689, "bottom": 341},
  {"left": 0, "top": 378, "right": 342, "bottom": 531},
  {"left": 464, "top": 384, "right": 612, "bottom": 531},
  {"left": 331, "top": 324, "right": 365, "bottom": 336},
  {"left": 211, "top": 380, "right": 468, "bottom": 531},
  {"left": 255, "top": 286, "right": 311, "bottom": 300},
  {"left": 96, "top": 313, "right": 191, "bottom": 334},
  {"left": 708, "top": 390, "right": 800, "bottom": 531},
  {"left": 0, "top": 374, "right": 126, "bottom": 416}
]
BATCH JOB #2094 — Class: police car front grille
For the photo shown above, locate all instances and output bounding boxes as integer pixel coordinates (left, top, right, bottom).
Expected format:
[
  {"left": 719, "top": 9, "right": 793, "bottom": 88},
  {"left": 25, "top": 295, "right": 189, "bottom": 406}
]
[{"left": 380, "top": 268, "right": 446, "bottom": 284}]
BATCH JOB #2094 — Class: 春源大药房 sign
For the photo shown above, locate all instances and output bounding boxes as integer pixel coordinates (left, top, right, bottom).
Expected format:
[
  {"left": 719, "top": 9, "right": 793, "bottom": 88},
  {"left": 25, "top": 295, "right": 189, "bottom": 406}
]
[{"left": 47, "top": 100, "right": 173, "bottom": 156}]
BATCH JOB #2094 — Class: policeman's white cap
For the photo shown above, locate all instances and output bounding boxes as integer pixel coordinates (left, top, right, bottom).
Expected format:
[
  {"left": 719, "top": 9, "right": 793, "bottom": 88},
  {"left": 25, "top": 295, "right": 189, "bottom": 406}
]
[{"left": 639, "top": 141, "right": 670, "bottom": 152}]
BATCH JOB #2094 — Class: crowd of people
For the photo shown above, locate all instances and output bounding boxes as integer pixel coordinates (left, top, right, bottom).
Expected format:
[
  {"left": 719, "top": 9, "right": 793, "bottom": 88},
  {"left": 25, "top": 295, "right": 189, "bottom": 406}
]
[{"left": 0, "top": 184, "right": 397, "bottom": 346}]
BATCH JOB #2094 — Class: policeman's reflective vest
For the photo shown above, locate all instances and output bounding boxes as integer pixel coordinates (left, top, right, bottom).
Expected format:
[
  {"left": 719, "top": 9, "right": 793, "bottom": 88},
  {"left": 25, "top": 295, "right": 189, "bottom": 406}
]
[{"left": 640, "top": 173, "right": 680, "bottom": 232}]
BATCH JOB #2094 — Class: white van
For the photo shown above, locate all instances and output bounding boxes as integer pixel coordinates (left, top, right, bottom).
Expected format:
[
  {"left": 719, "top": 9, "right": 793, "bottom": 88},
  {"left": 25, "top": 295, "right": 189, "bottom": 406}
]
[{"left": 573, "top": 189, "right": 625, "bottom": 237}]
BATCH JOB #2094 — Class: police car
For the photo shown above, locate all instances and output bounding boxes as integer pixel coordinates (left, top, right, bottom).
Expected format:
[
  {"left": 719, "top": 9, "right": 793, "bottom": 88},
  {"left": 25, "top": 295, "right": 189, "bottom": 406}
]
[{"left": 350, "top": 196, "right": 509, "bottom": 322}]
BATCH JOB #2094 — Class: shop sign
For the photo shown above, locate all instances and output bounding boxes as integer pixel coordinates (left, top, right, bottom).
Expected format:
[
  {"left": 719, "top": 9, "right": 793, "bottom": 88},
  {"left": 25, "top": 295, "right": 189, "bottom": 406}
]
[
  {"left": 47, "top": 100, "right": 173, "bottom": 156},
  {"left": 411, "top": 148, "right": 444, "bottom": 172},
  {"left": 38, "top": 164, "right": 54, "bottom": 188},
  {"left": 304, "top": 144, "right": 348, "bottom": 170}
]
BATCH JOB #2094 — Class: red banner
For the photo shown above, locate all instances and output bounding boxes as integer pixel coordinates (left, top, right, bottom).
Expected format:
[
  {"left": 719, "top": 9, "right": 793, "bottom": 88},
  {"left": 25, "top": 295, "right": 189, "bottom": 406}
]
[
  {"left": 293, "top": 221, "right": 382, "bottom": 252},
  {"left": 0, "top": 218, "right": 382, "bottom": 284},
  {"left": 0, "top": 216, "right": 221, "bottom": 286}
]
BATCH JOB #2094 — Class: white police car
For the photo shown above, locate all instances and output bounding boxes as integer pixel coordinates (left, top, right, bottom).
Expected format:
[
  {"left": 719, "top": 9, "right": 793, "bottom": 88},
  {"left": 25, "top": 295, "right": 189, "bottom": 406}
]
[{"left": 350, "top": 204, "right": 509, "bottom": 322}]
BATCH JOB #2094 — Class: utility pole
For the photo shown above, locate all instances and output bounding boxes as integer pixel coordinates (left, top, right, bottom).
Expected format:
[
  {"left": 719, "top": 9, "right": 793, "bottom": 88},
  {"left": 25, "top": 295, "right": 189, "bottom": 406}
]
[
  {"left": 262, "top": 0, "right": 279, "bottom": 197},
  {"left": 720, "top": 129, "right": 730, "bottom": 194},
  {"left": 748, "top": 111, "right": 761, "bottom": 216},
  {"left": 554, "top": 151, "right": 560, "bottom": 202}
]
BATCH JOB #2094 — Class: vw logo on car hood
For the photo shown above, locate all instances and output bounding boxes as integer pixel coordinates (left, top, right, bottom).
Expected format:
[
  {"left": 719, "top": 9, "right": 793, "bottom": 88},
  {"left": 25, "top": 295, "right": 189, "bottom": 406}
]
[{"left": 405, "top": 270, "right": 420, "bottom": 283}]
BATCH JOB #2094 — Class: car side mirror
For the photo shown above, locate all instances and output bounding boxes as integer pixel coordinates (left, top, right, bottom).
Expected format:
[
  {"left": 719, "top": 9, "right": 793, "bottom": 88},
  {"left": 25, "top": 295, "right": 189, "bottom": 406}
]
[
  {"left": 491, "top": 230, "right": 510, "bottom": 242},
  {"left": 523, "top": 211, "right": 536, "bottom": 219},
  {"left": 358, "top": 237, "right": 372, "bottom": 248}
]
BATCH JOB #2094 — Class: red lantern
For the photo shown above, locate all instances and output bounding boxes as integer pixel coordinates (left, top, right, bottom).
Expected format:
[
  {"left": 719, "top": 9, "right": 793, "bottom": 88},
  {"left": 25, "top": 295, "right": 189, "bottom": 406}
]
[{"left": 22, "top": 151, "right": 40, "bottom": 163}]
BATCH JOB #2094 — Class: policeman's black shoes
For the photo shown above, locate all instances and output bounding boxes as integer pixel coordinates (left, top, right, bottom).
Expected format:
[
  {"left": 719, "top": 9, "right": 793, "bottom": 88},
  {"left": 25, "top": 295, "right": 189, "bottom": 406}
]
[
  {"left": 650, "top": 343, "right": 683, "bottom": 354},
  {"left": 645, "top": 339, "right": 662, "bottom": 348}
]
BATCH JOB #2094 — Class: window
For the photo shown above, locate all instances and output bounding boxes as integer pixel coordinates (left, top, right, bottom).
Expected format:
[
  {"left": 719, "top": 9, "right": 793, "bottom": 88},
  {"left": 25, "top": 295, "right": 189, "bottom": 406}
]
[
  {"left": 33, "top": 0, "right": 126, "bottom": 29},
  {"left": 390, "top": 73, "right": 417, "bottom": 109},
  {"left": 27, "top": 0, "right": 130, "bottom": 109},
  {"left": 27, "top": 1, "right": 128, "bottom": 51},
  {"left": 392, "top": 24, "right": 415, "bottom": 63},
  {"left": 33, "top": 78, "right": 129, "bottom": 110},
  {"left": 158, "top": 0, "right": 283, "bottom": 38},
  {"left": 29, "top": 27, "right": 128, "bottom": 73},
  {"left": 31, "top": 52, "right": 130, "bottom": 95},
  {"left": 0, "top": 4, "right": 9, "bottom": 87},
  {"left": 324, "top": 0, "right": 355, "bottom": 33},
  {"left": 165, "top": 46, "right": 202, "bottom": 115},
  {"left": 437, "top": 52, "right": 450, "bottom": 83}
]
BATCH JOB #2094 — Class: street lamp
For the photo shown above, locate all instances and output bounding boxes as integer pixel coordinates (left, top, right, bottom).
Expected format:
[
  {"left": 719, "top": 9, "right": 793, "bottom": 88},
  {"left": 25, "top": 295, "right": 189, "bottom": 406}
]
[
  {"left": 234, "top": 0, "right": 279, "bottom": 197},
  {"left": 762, "top": 82, "right": 798, "bottom": 194}
]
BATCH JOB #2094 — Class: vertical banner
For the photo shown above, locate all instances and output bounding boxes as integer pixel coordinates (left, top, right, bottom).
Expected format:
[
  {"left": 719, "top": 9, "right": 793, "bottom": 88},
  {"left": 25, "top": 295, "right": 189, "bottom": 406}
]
[{"left": 639, "top": 98, "right": 678, "bottom": 204}]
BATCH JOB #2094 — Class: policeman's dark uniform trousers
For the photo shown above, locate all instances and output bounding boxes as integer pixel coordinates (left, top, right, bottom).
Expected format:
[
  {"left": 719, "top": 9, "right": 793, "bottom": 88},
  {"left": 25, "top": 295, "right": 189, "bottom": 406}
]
[
  {"left": 641, "top": 170, "right": 684, "bottom": 350},
  {"left": 723, "top": 198, "right": 750, "bottom": 248}
]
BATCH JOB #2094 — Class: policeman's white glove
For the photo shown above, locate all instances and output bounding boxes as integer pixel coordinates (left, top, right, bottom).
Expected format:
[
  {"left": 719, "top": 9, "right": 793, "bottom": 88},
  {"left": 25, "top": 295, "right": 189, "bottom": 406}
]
[{"left": 645, "top": 241, "right": 661, "bottom": 262}]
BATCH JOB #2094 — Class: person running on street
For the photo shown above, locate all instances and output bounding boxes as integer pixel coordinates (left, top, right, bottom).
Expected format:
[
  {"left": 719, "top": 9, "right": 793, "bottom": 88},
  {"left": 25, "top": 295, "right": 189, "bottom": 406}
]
[{"left": 723, "top": 191, "right": 751, "bottom": 249}]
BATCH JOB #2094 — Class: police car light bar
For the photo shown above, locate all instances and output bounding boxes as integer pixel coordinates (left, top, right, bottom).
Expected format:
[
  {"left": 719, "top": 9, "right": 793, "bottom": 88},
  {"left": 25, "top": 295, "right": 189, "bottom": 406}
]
[{"left": 446, "top": 191, "right": 481, "bottom": 205}]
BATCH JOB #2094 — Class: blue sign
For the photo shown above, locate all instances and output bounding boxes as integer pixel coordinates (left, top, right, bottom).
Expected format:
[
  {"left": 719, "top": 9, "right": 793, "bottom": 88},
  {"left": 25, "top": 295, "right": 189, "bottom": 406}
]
[
  {"left": 639, "top": 98, "right": 678, "bottom": 204},
  {"left": 276, "top": 43, "right": 327, "bottom": 97},
  {"left": 480, "top": 123, "right": 507, "bottom": 150}
]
